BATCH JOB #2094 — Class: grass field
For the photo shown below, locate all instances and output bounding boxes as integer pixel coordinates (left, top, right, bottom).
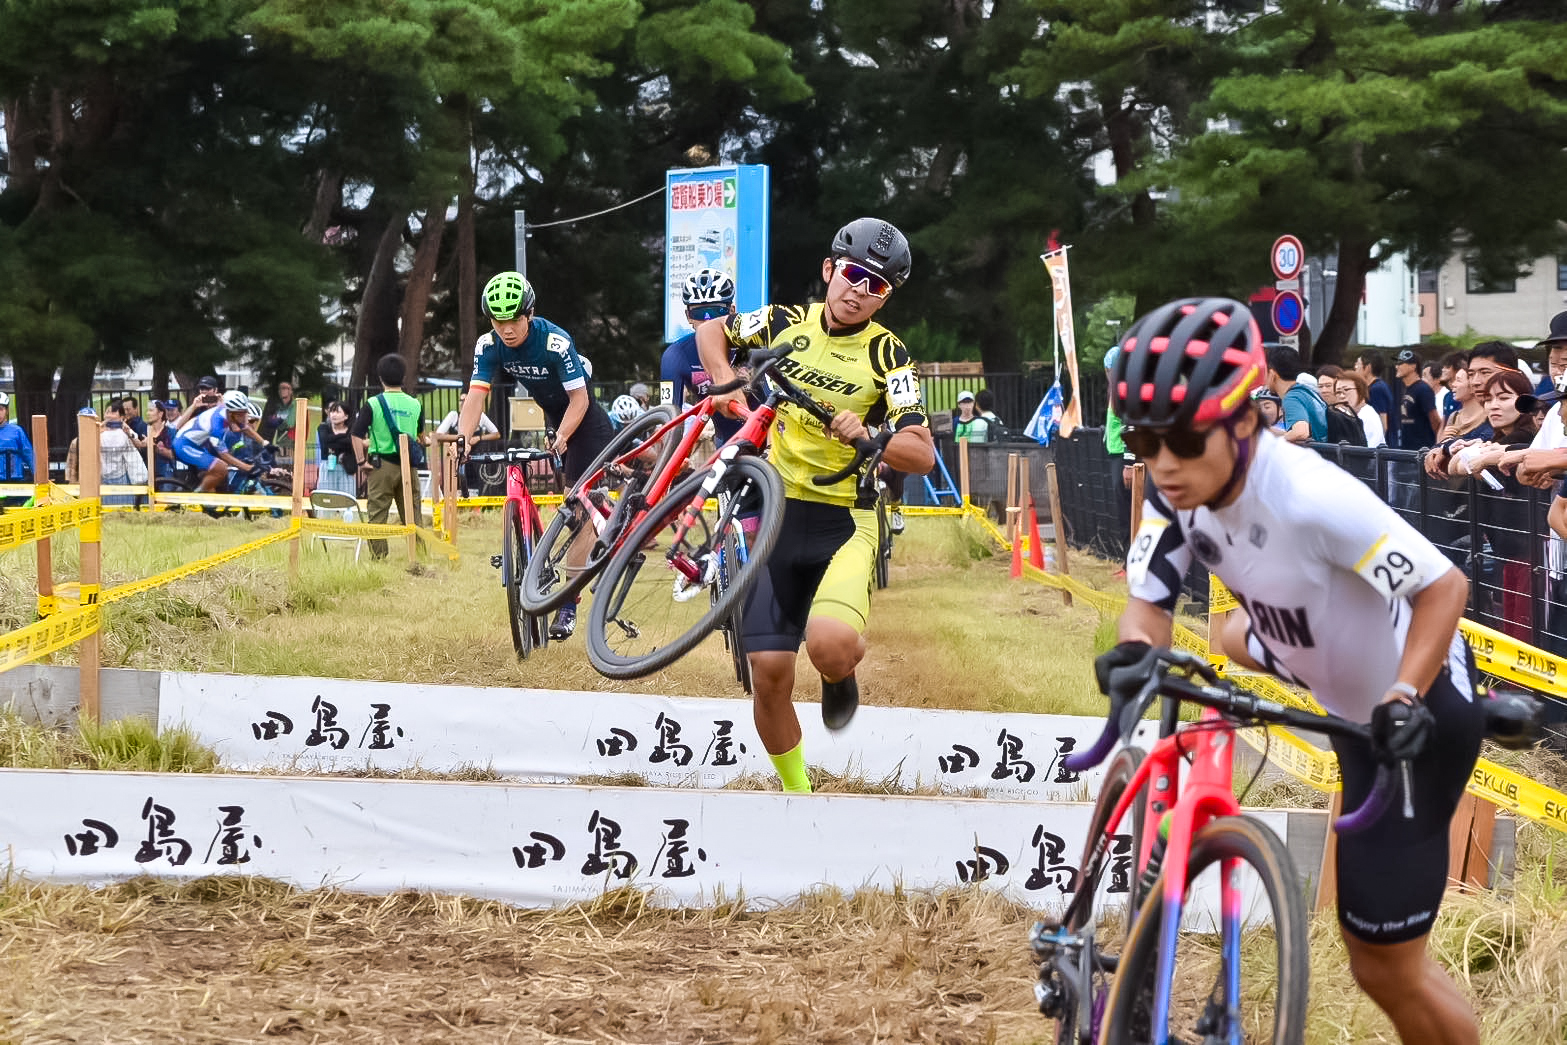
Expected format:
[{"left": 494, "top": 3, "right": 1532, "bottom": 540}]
[{"left": 0, "top": 510, "right": 1565, "bottom": 1043}]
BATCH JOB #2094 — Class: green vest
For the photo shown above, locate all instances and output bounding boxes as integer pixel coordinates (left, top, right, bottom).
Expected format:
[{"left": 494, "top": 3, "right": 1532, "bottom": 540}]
[{"left": 368, "top": 391, "right": 422, "bottom": 457}]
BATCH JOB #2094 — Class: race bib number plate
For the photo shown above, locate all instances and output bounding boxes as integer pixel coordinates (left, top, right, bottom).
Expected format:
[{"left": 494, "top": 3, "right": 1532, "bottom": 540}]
[
  {"left": 885, "top": 366, "right": 922, "bottom": 410},
  {"left": 735, "top": 308, "right": 769, "bottom": 340},
  {"left": 659, "top": 381, "right": 674, "bottom": 406},
  {"left": 1126, "top": 517, "right": 1169, "bottom": 589},
  {"left": 546, "top": 332, "right": 572, "bottom": 357},
  {"left": 1355, "top": 535, "right": 1429, "bottom": 600}
]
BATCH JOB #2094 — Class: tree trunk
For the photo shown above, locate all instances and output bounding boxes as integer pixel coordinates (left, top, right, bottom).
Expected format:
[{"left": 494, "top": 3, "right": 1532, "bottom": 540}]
[
  {"left": 1314, "top": 236, "right": 1374, "bottom": 366},
  {"left": 56, "top": 351, "right": 97, "bottom": 445},
  {"left": 457, "top": 187, "right": 477, "bottom": 377},
  {"left": 304, "top": 169, "right": 343, "bottom": 243},
  {"left": 11, "top": 351, "right": 56, "bottom": 445},
  {"left": 1103, "top": 97, "right": 1159, "bottom": 317},
  {"left": 150, "top": 358, "right": 170, "bottom": 403},
  {"left": 397, "top": 198, "right": 450, "bottom": 386},
  {"left": 353, "top": 211, "right": 408, "bottom": 387}
]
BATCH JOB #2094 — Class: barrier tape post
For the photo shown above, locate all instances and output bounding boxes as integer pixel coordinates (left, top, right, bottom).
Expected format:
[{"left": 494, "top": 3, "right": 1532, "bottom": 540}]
[
  {"left": 1129, "top": 463, "right": 1146, "bottom": 538},
  {"left": 144, "top": 418, "right": 157, "bottom": 509},
  {"left": 31, "top": 415, "right": 54, "bottom": 622},
  {"left": 77, "top": 414, "right": 102, "bottom": 723},
  {"left": 443, "top": 442, "right": 458, "bottom": 548},
  {"left": 957, "top": 437, "right": 970, "bottom": 507},
  {"left": 289, "top": 399, "right": 308, "bottom": 575},
  {"left": 1005, "top": 453, "right": 1020, "bottom": 543},
  {"left": 1044, "top": 462, "right": 1072, "bottom": 606},
  {"left": 398, "top": 434, "right": 418, "bottom": 564}
]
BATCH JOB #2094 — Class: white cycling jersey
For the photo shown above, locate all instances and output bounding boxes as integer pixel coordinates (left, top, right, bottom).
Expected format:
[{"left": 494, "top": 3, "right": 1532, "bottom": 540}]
[{"left": 1127, "top": 430, "right": 1470, "bottom": 722}]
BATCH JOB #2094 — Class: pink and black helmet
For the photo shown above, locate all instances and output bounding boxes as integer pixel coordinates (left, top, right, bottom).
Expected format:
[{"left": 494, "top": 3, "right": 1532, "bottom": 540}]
[{"left": 1110, "top": 297, "right": 1266, "bottom": 429}]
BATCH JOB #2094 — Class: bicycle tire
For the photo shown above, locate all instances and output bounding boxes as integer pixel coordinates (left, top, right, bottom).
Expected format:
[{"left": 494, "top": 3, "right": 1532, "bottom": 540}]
[
  {"left": 1099, "top": 815, "right": 1308, "bottom": 1045},
  {"left": 1047, "top": 746, "right": 1147, "bottom": 1045},
  {"left": 154, "top": 478, "right": 190, "bottom": 512},
  {"left": 505, "top": 501, "right": 535, "bottom": 659},
  {"left": 874, "top": 499, "right": 891, "bottom": 590},
  {"left": 520, "top": 407, "right": 674, "bottom": 615},
  {"left": 717, "top": 522, "right": 753, "bottom": 694},
  {"left": 585, "top": 455, "right": 783, "bottom": 680}
]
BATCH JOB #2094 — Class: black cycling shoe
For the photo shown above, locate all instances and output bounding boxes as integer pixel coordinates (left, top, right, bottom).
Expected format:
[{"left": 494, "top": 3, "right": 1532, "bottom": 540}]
[
  {"left": 549, "top": 603, "right": 577, "bottom": 641},
  {"left": 821, "top": 674, "right": 859, "bottom": 731}
]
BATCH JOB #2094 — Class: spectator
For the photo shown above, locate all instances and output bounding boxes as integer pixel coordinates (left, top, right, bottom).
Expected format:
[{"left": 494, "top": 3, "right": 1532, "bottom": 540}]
[
  {"left": 1499, "top": 318, "right": 1567, "bottom": 489},
  {"left": 0, "top": 392, "right": 35, "bottom": 504},
  {"left": 953, "top": 390, "right": 994, "bottom": 442},
  {"left": 120, "top": 396, "right": 149, "bottom": 442},
  {"left": 1334, "top": 373, "right": 1386, "bottom": 447},
  {"left": 975, "top": 389, "right": 1006, "bottom": 440},
  {"left": 1317, "top": 364, "right": 1344, "bottom": 407},
  {"left": 1393, "top": 348, "right": 1441, "bottom": 450},
  {"left": 1353, "top": 349, "right": 1396, "bottom": 446},
  {"left": 627, "top": 382, "right": 650, "bottom": 409},
  {"left": 316, "top": 400, "right": 361, "bottom": 496},
  {"left": 64, "top": 406, "right": 96, "bottom": 484},
  {"left": 1437, "top": 354, "right": 1465, "bottom": 416},
  {"left": 1103, "top": 346, "right": 1134, "bottom": 544},
  {"left": 99, "top": 401, "right": 147, "bottom": 498},
  {"left": 148, "top": 400, "right": 180, "bottom": 479},
  {"left": 351, "top": 355, "right": 427, "bottom": 560},
  {"left": 1438, "top": 361, "right": 1486, "bottom": 441},
  {"left": 1251, "top": 387, "right": 1285, "bottom": 430},
  {"left": 260, "top": 380, "right": 298, "bottom": 447},
  {"left": 1447, "top": 369, "right": 1541, "bottom": 641},
  {"left": 1421, "top": 361, "right": 1445, "bottom": 406},
  {"left": 433, "top": 405, "right": 498, "bottom": 497},
  {"left": 1265, "top": 345, "right": 1326, "bottom": 443}
]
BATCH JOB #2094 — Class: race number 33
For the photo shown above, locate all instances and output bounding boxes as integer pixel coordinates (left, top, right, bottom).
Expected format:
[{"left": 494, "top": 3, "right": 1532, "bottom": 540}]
[{"left": 1356, "top": 537, "right": 1426, "bottom": 599}]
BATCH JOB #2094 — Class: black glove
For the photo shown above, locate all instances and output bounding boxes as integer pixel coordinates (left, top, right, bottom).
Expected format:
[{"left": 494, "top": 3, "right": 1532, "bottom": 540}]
[
  {"left": 1370, "top": 698, "right": 1434, "bottom": 764},
  {"left": 1094, "top": 641, "right": 1152, "bottom": 696}
]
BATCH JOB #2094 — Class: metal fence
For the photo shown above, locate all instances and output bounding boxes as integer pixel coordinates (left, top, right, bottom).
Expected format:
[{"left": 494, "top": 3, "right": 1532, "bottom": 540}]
[{"left": 1050, "top": 429, "right": 1567, "bottom": 656}]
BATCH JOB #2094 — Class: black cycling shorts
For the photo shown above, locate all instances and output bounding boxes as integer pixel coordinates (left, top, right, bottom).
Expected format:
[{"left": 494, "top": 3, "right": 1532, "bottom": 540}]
[
  {"left": 1330, "top": 649, "right": 1485, "bottom": 945},
  {"left": 554, "top": 403, "right": 615, "bottom": 486},
  {"left": 740, "top": 497, "right": 875, "bottom": 653}
]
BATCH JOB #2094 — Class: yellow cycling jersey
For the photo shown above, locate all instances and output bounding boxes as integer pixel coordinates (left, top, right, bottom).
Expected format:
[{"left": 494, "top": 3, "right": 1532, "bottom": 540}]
[{"left": 724, "top": 302, "right": 928, "bottom": 507}]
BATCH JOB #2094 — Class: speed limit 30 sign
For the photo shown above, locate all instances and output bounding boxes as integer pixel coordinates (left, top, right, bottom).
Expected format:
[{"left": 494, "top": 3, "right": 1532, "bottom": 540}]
[{"left": 1271, "top": 235, "right": 1304, "bottom": 281}]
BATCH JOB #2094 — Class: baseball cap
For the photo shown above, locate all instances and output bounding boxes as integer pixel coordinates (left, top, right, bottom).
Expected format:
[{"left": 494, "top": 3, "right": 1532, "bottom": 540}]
[
  {"left": 956, "top": 389, "right": 975, "bottom": 403},
  {"left": 1535, "top": 310, "right": 1567, "bottom": 348},
  {"left": 196, "top": 375, "right": 220, "bottom": 390},
  {"left": 78, "top": 406, "right": 98, "bottom": 418},
  {"left": 161, "top": 399, "right": 182, "bottom": 411},
  {"left": 1395, "top": 349, "right": 1419, "bottom": 364},
  {"left": 0, "top": 391, "right": 10, "bottom": 407}
]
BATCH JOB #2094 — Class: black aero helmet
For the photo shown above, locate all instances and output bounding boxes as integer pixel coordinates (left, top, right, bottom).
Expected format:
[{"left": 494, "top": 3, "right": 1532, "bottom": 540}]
[
  {"left": 830, "top": 217, "right": 912, "bottom": 288},
  {"left": 482, "top": 271, "right": 536, "bottom": 321},
  {"left": 1111, "top": 297, "right": 1266, "bottom": 429}
]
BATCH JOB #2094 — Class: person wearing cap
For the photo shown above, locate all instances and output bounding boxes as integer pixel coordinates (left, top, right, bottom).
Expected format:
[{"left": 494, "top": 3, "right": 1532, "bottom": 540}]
[
  {"left": 952, "top": 389, "right": 994, "bottom": 443},
  {"left": 1500, "top": 312, "right": 1567, "bottom": 489},
  {"left": 1393, "top": 348, "right": 1441, "bottom": 451},
  {"left": 0, "top": 391, "right": 35, "bottom": 501}
]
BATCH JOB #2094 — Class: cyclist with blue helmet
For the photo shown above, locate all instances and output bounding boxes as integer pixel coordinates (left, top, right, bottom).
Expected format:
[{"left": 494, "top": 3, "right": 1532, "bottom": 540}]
[{"left": 457, "top": 271, "right": 615, "bottom": 639}]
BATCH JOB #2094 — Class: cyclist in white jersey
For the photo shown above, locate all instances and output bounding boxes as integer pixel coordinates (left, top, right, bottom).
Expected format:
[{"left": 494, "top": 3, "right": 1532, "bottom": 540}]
[{"left": 1097, "top": 297, "right": 1482, "bottom": 1045}]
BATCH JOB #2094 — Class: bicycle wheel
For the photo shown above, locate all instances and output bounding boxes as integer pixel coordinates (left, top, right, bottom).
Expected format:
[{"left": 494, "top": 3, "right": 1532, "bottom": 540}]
[
  {"left": 874, "top": 498, "right": 891, "bottom": 590},
  {"left": 154, "top": 478, "right": 190, "bottom": 512},
  {"left": 504, "top": 501, "right": 535, "bottom": 659},
  {"left": 1099, "top": 815, "right": 1307, "bottom": 1045},
  {"left": 520, "top": 407, "right": 674, "bottom": 615},
  {"left": 1038, "top": 746, "right": 1147, "bottom": 1045},
  {"left": 586, "top": 455, "right": 783, "bottom": 680},
  {"left": 714, "top": 520, "right": 754, "bottom": 693}
]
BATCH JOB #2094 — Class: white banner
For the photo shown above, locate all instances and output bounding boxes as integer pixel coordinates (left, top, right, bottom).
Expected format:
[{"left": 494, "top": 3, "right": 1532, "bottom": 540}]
[
  {"left": 158, "top": 673, "right": 1156, "bottom": 800},
  {"left": 6, "top": 769, "right": 1285, "bottom": 920}
]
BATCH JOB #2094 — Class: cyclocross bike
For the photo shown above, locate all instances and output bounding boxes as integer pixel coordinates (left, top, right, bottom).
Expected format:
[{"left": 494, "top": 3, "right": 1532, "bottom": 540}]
[
  {"left": 472, "top": 445, "right": 562, "bottom": 660},
  {"left": 1031, "top": 647, "right": 1542, "bottom": 1045},
  {"left": 873, "top": 465, "right": 895, "bottom": 590},
  {"left": 576, "top": 346, "right": 889, "bottom": 682}
]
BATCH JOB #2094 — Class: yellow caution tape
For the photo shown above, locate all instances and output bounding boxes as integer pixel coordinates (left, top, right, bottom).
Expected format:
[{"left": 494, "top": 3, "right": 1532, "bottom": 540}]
[
  {"left": 0, "top": 501, "right": 99, "bottom": 552},
  {"left": 0, "top": 605, "right": 99, "bottom": 673},
  {"left": 1209, "top": 574, "right": 1240, "bottom": 614},
  {"left": 1458, "top": 619, "right": 1567, "bottom": 700},
  {"left": 99, "top": 528, "right": 298, "bottom": 603},
  {"left": 152, "top": 491, "right": 295, "bottom": 511}
]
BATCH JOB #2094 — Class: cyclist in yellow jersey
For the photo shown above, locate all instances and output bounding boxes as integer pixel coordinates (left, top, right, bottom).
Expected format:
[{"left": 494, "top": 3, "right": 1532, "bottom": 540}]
[{"left": 699, "top": 218, "right": 935, "bottom": 793}]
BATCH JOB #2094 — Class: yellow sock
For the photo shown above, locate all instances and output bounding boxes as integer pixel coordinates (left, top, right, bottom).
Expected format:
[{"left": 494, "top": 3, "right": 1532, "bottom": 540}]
[{"left": 769, "top": 742, "right": 812, "bottom": 793}]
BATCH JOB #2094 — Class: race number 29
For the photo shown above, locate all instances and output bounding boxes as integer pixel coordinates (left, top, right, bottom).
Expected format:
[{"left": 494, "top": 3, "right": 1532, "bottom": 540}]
[
  {"left": 1356, "top": 537, "right": 1426, "bottom": 599},
  {"left": 1126, "top": 518, "right": 1169, "bottom": 589}
]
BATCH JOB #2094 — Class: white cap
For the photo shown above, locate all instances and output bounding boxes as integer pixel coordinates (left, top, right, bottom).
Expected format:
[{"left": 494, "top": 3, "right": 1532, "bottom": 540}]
[
  {"left": 956, "top": 389, "right": 975, "bottom": 403},
  {"left": 0, "top": 391, "right": 9, "bottom": 407},
  {"left": 1296, "top": 372, "right": 1318, "bottom": 389}
]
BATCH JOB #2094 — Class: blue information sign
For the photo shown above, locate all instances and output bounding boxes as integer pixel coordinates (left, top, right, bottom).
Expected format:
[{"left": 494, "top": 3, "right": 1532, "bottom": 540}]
[{"left": 663, "top": 165, "right": 770, "bottom": 343}]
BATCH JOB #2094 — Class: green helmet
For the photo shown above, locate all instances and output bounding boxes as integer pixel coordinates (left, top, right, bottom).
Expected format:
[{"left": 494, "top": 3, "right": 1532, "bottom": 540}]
[{"left": 483, "top": 271, "right": 536, "bottom": 321}]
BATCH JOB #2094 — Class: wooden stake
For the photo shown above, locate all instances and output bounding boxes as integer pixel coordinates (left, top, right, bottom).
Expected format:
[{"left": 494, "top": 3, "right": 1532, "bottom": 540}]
[
  {"left": 957, "top": 437, "right": 970, "bottom": 507},
  {"left": 144, "top": 421, "right": 157, "bottom": 510},
  {"left": 443, "top": 442, "right": 459, "bottom": 548},
  {"left": 1005, "top": 453, "right": 1020, "bottom": 542},
  {"left": 1018, "top": 456, "right": 1031, "bottom": 555},
  {"left": 1045, "top": 462, "right": 1072, "bottom": 607},
  {"left": 1129, "top": 462, "right": 1146, "bottom": 538},
  {"left": 32, "top": 416, "right": 53, "bottom": 621},
  {"left": 289, "top": 398, "right": 309, "bottom": 574},
  {"left": 77, "top": 414, "right": 101, "bottom": 724},
  {"left": 398, "top": 433, "right": 418, "bottom": 564},
  {"left": 1316, "top": 792, "right": 1342, "bottom": 911}
]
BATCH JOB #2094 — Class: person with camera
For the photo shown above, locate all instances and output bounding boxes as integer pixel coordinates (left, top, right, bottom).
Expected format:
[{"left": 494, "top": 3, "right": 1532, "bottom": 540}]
[
  {"left": 351, "top": 354, "right": 429, "bottom": 561},
  {"left": 1099, "top": 296, "right": 1483, "bottom": 1045}
]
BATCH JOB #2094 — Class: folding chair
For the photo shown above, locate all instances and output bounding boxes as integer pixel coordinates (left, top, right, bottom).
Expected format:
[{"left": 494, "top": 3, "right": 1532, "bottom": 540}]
[{"left": 308, "top": 489, "right": 365, "bottom": 562}]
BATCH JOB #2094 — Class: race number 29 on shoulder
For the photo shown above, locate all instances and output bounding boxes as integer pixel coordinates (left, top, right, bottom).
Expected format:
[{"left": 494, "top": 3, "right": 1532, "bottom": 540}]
[
  {"left": 1126, "top": 517, "right": 1169, "bottom": 589},
  {"left": 1354, "top": 535, "right": 1429, "bottom": 600}
]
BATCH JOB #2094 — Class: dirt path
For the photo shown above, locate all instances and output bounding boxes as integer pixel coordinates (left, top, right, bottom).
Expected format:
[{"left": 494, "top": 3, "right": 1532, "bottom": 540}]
[{"left": 1, "top": 878, "right": 1045, "bottom": 1044}]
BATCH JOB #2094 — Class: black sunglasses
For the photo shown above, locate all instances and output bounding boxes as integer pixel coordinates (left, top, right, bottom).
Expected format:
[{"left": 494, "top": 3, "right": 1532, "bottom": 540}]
[{"left": 1122, "top": 425, "right": 1215, "bottom": 460}]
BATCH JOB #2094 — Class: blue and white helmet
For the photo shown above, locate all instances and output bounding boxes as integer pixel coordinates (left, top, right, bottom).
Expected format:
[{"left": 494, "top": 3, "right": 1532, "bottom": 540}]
[
  {"left": 610, "top": 395, "right": 643, "bottom": 424},
  {"left": 681, "top": 268, "right": 736, "bottom": 307}
]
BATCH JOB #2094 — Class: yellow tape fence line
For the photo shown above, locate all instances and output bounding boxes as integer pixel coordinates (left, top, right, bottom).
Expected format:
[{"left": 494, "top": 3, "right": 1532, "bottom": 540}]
[
  {"left": 0, "top": 501, "right": 99, "bottom": 552},
  {"left": 0, "top": 605, "right": 99, "bottom": 673}
]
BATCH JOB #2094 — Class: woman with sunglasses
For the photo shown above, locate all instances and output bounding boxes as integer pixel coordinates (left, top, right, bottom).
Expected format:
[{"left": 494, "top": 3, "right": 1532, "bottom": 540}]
[
  {"left": 1096, "top": 297, "right": 1481, "bottom": 1045},
  {"left": 697, "top": 217, "right": 936, "bottom": 793}
]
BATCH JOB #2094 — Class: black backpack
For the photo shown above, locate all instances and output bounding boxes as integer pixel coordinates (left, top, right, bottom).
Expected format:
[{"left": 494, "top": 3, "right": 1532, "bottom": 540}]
[{"left": 1324, "top": 403, "right": 1368, "bottom": 447}]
